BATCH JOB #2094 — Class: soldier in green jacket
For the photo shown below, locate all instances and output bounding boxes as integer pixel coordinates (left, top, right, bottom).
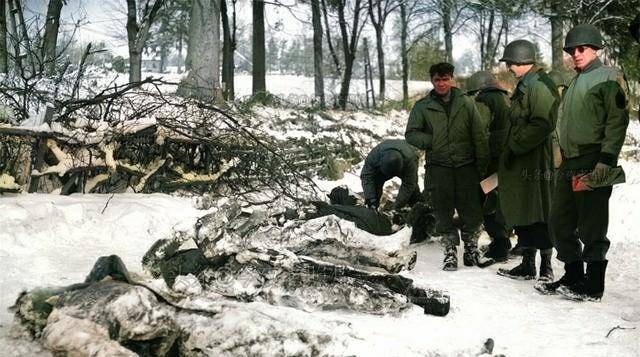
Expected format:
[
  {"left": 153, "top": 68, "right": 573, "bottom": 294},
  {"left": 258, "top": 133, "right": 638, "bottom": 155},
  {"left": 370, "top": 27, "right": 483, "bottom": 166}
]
[
  {"left": 405, "top": 62, "right": 490, "bottom": 271},
  {"left": 466, "top": 71, "right": 512, "bottom": 262},
  {"left": 536, "top": 24, "right": 629, "bottom": 301},
  {"left": 495, "top": 40, "right": 558, "bottom": 282},
  {"left": 360, "top": 139, "right": 421, "bottom": 210}
]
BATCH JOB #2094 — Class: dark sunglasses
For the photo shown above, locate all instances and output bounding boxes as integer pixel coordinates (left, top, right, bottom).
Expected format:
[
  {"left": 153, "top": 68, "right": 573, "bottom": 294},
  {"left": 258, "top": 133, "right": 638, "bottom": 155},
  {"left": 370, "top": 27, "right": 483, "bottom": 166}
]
[{"left": 567, "top": 45, "right": 593, "bottom": 56}]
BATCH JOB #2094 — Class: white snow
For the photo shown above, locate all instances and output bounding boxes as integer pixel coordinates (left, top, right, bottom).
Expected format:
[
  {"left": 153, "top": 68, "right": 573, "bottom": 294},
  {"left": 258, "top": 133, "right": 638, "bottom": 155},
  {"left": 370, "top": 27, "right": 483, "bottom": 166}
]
[
  {"left": 2, "top": 159, "right": 639, "bottom": 356},
  {"left": 1, "top": 90, "right": 639, "bottom": 355}
]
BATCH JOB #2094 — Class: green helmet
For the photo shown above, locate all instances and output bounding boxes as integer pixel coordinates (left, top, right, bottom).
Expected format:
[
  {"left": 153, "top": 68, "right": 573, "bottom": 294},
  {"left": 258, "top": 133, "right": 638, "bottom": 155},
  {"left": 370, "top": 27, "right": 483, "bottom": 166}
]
[
  {"left": 499, "top": 40, "right": 536, "bottom": 64},
  {"left": 563, "top": 24, "right": 604, "bottom": 53},
  {"left": 547, "top": 69, "right": 572, "bottom": 88},
  {"left": 466, "top": 71, "right": 498, "bottom": 93}
]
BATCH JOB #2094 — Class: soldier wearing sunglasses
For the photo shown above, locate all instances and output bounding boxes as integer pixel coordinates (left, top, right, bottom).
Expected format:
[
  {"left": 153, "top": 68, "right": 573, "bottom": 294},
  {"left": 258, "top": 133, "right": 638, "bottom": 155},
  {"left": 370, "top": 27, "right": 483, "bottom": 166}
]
[{"left": 536, "top": 24, "right": 630, "bottom": 301}]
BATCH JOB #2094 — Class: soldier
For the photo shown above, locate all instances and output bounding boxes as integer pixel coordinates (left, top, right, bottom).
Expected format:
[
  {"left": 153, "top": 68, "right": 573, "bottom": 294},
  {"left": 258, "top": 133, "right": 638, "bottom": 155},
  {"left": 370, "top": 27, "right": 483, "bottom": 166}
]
[
  {"left": 548, "top": 69, "right": 574, "bottom": 170},
  {"left": 405, "top": 62, "right": 490, "bottom": 271},
  {"left": 495, "top": 40, "right": 558, "bottom": 282},
  {"left": 547, "top": 69, "right": 572, "bottom": 95},
  {"left": 360, "top": 139, "right": 420, "bottom": 211},
  {"left": 536, "top": 24, "right": 629, "bottom": 301},
  {"left": 465, "top": 71, "right": 512, "bottom": 262}
]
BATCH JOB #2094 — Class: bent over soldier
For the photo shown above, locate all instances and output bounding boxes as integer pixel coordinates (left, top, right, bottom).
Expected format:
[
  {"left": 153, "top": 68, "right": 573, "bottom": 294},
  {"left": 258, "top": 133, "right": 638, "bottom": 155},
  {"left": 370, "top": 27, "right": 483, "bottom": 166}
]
[
  {"left": 405, "top": 62, "right": 490, "bottom": 271},
  {"left": 360, "top": 139, "right": 421, "bottom": 210}
]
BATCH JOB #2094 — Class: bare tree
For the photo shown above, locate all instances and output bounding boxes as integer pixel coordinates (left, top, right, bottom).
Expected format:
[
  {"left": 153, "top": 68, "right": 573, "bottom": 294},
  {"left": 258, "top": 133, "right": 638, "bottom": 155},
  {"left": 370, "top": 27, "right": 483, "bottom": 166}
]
[
  {"left": 367, "top": 0, "right": 399, "bottom": 105},
  {"left": 126, "top": 0, "right": 165, "bottom": 82},
  {"left": 334, "top": 0, "right": 367, "bottom": 109},
  {"left": 182, "top": 0, "right": 221, "bottom": 99},
  {"left": 221, "top": 0, "right": 237, "bottom": 100},
  {"left": 548, "top": 0, "right": 563, "bottom": 69},
  {"left": 311, "top": 0, "right": 325, "bottom": 107},
  {"left": 252, "top": 0, "right": 266, "bottom": 98},
  {"left": 0, "top": 0, "right": 7, "bottom": 73},
  {"left": 42, "top": 0, "right": 65, "bottom": 75}
]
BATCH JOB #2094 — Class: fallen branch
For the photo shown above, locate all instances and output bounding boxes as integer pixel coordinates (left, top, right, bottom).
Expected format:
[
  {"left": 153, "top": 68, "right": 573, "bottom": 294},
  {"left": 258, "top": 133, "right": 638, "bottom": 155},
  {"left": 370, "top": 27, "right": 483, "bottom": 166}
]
[{"left": 606, "top": 325, "right": 636, "bottom": 338}]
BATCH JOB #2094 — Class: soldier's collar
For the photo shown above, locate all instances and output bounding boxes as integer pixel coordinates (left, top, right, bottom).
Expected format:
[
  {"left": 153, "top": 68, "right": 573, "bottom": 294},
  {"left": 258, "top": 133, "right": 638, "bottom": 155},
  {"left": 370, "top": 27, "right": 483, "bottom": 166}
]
[
  {"left": 576, "top": 58, "right": 602, "bottom": 74},
  {"left": 517, "top": 65, "right": 543, "bottom": 87}
]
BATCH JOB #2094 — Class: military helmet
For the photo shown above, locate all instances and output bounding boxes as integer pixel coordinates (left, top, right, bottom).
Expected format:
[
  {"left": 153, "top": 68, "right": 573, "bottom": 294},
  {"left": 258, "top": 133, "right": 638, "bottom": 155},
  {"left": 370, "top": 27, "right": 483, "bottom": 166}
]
[
  {"left": 499, "top": 40, "right": 536, "bottom": 64},
  {"left": 380, "top": 150, "right": 403, "bottom": 177},
  {"left": 466, "top": 71, "right": 498, "bottom": 93},
  {"left": 547, "top": 69, "right": 572, "bottom": 88},
  {"left": 563, "top": 24, "right": 604, "bottom": 53}
]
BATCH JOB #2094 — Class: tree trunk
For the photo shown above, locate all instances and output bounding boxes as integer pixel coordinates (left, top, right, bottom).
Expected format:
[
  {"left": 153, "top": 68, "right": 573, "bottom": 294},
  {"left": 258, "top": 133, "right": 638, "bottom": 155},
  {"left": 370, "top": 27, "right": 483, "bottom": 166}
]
[
  {"left": 12, "top": 0, "right": 34, "bottom": 74},
  {"left": 337, "top": 0, "right": 363, "bottom": 110},
  {"left": 221, "top": 0, "right": 236, "bottom": 101},
  {"left": 126, "top": 0, "right": 164, "bottom": 83},
  {"left": 400, "top": 1, "right": 408, "bottom": 109},
  {"left": 183, "top": 0, "right": 221, "bottom": 99},
  {"left": 550, "top": 1, "right": 563, "bottom": 70},
  {"left": 252, "top": 0, "right": 266, "bottom": 97},
  {"left": 311, "top": 0, "right": 325, "bottom": 107},
  {"left": 374, "top": 27, "right": 384, "bottom": 105},
  {"left": 42, "top": 0, "right": 64, "bottom": 75},
  {"left": 7, "top": 0, "right": 21, "bottom": 74},
  {"left": 177, "top": 34, "right": 183, "bottom": 73},
  {"left": 0, "top": 0, "right": 7, "bottom": 73},
  {"left": 126, "top": 0, "right": 141, "bottom": 82},
  {"left": 441, "top": 0, "right": 453, "bottom": 63},
  {"left": 321, "top": 0, "right": 340, "bottom": 78}
]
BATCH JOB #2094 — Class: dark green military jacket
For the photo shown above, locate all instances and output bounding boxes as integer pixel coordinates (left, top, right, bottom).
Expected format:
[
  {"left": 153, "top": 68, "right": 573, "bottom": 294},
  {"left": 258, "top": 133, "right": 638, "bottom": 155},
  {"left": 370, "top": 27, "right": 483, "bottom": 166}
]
[
  {"left": 474, "top": 87, "right": 510, "bottom": 174},
  {"left": 557, "top": 58, "right": 629, "bottom": 166},
  {"left": 360, "top": 139, "right": 419, "bottom": 209},
  {"left": 405, "top": 87, "right": 489, "bottom": 176},
  {"left": 499, "top": 66, "right": 558, "bottom": 227}
]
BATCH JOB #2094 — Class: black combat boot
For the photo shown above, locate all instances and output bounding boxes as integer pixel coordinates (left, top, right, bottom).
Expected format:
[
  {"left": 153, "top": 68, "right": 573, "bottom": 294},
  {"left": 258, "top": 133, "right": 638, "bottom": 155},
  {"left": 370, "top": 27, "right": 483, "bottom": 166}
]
[
  {"left": 557, "top": 260, "right": 608, "bottom": 301},
  {"left": 484, "top": 235, "right": 511, "bottom": 262},
  {"left": 538, "top": 249, "right": 554, "bottom": 282},
  {"left": 509, "top": 241, "right": 525, "bottom": 256},
  {"left": 443, "top": 245, "right": 458, "bottom": 271},
  {"left": 463, "top": 234, "right": 494, "bottom": 268},
  {"left": 534, "top": 260, "right": 584, "bottom": 295},
  {"left": 497, "top": 248, "right": 536, "bottom": 280}
]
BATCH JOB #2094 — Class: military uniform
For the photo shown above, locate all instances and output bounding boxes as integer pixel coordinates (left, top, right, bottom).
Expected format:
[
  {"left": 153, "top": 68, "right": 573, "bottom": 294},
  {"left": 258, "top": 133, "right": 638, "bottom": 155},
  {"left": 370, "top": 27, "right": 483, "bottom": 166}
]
[
  {"left": 552, "top": 58, "right": 628, "bottom": 267},
  {"left": 360, "top": 139, "right": 420, "bottom": 210},
  {"left": 467, "top": 72, "right": 511, "bottom": 261},
  {"left": 405, "top": 87, "right": 489, "bottom": 269},
  {"left": 537, "top": 24, "right": 629, "bottom": 301},
  {"left": 495, "top": 40, "right": 559, "bottom": 281}
]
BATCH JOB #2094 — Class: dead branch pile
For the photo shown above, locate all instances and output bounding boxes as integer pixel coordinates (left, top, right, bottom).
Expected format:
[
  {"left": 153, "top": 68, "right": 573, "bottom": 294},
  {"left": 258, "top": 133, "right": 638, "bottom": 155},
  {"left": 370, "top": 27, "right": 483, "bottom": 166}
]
[{"left": 0, "top": 81, "right": 364, "bottom": 202}]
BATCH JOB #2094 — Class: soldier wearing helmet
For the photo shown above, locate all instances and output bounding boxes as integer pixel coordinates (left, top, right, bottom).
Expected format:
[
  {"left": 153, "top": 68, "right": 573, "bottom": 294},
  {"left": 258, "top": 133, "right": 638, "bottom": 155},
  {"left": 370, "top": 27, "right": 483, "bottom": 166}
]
[
  {"left": 360, "top": 139, "right": 421, "bottom": 211},
  {"left": 537, "top": 24, "right": 630, "bottom": 301},
  {"left": 466, "top": 71, "right": 512, "bottom": 262},
  {"left": 495, "top": 39, "right": 558, "bottom": 282}
]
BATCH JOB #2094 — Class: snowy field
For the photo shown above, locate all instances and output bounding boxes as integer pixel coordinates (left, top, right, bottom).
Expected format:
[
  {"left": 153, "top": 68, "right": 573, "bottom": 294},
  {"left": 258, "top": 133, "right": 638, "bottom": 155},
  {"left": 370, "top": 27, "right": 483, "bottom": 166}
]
[
  {"left": 0, "top": 84, "right": 639, "bottom": 355},
  {"left": 1, "top": 161, "right": 639, "bottom": 356}
]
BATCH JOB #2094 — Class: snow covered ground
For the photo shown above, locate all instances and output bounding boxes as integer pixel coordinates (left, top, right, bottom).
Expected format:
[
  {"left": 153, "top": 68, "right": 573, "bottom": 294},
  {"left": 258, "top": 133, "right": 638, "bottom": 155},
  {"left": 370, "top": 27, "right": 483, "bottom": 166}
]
[
  {"left": 1, "top": 99, "right": 639, "bottom": 355},
  {"left": 1, "top": 164, "right": 639, "bottom": 356}
]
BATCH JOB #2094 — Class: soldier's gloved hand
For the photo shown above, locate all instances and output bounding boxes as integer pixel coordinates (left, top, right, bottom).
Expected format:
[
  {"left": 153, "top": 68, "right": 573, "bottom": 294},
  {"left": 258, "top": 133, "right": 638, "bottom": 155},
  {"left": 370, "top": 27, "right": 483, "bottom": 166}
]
[
  {"left": 591, "top": 162, "right": 611, "bottom": 184},
  {"left": 365, "top": 199, "right": 379, "bottom": 210},
  {"left": 501, "top": 149, "right": 514, "bottom": 169}
]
